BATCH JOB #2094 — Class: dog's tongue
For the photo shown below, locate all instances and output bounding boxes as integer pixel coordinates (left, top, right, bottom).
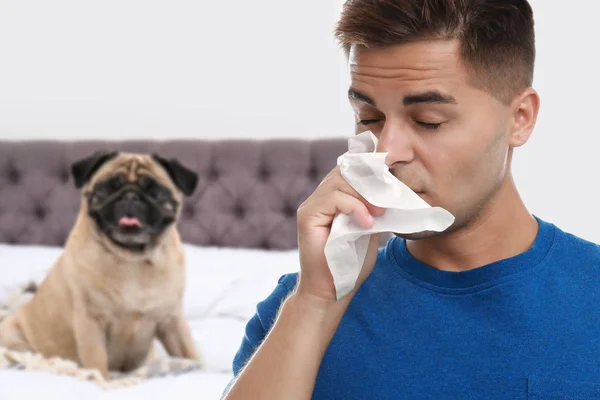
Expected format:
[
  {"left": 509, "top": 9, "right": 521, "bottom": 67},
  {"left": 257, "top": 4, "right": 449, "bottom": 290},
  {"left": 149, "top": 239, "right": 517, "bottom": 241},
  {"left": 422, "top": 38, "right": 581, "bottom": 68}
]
[{"left": 119, "top": 216, "right": 142, "bottom": 227}]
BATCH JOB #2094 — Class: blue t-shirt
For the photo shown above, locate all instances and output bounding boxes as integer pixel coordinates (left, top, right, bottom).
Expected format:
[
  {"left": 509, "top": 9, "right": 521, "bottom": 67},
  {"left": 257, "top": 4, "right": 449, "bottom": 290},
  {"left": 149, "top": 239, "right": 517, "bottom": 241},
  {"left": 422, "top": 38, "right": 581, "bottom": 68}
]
[{"left": 231, "top": 218, "right": 600, "bottom": 399}]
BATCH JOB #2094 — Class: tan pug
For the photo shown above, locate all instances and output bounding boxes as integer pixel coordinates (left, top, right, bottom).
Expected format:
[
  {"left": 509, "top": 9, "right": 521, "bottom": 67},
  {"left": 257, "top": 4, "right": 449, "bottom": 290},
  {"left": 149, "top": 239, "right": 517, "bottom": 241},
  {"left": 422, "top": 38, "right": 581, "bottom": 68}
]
[{"left": 0, "top": 150, "right": 200, "bottom": 378}]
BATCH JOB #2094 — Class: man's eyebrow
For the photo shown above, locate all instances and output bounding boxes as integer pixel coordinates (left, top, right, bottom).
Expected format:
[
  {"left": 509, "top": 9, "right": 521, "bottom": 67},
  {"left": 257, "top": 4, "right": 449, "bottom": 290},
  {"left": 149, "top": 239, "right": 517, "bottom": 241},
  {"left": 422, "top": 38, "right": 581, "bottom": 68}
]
[
  {"left": 349, "top": 88, "right": 458, "bottom": 108},
  {"left": 403, "top": 91, "right": 458, "bottom": 106},
  {"left": 348, "top": 88, "right": 376, "bottom": 107}
]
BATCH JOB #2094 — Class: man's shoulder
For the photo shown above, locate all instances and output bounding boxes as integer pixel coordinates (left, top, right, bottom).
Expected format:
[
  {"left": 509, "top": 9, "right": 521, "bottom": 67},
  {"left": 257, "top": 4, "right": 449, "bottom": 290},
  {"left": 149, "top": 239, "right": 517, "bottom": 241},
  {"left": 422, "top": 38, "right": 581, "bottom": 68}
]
[
  {"left": 276, "top": 272, "right": 299, "bottom": 291},
  {"left": 257, "top": 272, "right": 298, "bottom": 312}
]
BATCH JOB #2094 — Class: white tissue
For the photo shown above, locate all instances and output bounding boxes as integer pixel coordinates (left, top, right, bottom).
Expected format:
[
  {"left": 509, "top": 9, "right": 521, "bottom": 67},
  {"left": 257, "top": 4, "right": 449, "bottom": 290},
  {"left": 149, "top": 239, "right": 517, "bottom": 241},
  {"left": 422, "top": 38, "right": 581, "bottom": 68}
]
[{"left": 324, "top": 131, "right": 455, "bottom": 300}]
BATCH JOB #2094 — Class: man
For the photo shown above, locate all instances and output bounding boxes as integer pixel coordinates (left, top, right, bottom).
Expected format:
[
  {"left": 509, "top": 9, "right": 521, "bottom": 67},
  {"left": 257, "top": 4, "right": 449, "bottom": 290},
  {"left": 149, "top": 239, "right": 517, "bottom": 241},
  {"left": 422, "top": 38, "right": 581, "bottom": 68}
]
[{"left": 223, "top": 1, "right": 600, "bottom": 399}]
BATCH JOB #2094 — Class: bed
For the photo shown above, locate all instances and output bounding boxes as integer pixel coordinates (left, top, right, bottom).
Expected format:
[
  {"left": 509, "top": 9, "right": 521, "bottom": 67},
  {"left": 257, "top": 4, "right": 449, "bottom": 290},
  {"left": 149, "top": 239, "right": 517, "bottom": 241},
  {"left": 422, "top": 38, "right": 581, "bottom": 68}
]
[{"left": 0, "top": 137, "right": 348, "bottom": 399}]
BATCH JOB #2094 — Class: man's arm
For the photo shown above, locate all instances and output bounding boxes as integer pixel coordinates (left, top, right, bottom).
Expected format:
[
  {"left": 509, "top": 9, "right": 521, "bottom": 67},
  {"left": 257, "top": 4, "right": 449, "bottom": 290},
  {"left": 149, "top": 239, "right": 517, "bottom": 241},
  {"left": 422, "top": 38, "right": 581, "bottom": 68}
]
[
  {"left": 223, "top": 289, "right": 352, "bottom": 400},
  {"left": 223, "top": 165, "right": 383, "bottom": 399}
]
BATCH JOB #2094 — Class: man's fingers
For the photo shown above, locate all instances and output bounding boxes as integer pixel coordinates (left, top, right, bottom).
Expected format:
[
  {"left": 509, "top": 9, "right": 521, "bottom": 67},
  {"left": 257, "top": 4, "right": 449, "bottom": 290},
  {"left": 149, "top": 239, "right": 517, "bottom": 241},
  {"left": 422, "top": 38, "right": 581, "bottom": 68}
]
[
  {"left": 332, "top": 191, "right": 375, "bottom": 229},
  {"left": 324, "top": 174, "right": 386, "bottom": 217}
]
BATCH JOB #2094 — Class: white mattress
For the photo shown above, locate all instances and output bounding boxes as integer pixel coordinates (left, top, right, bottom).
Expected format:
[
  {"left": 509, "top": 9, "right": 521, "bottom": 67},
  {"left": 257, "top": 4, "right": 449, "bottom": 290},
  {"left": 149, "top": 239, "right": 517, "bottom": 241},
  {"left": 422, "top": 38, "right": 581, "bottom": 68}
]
[{"left": 0, "top": 243, "right": 301, "bottom": 399}]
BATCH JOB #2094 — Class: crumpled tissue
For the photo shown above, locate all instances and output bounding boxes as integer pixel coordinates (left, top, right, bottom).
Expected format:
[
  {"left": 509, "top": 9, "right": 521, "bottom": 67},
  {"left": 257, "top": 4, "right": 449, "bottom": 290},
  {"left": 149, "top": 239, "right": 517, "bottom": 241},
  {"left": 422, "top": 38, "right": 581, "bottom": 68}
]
[{"left": 324, "top": 131, "right": 455, "bottom": 300}]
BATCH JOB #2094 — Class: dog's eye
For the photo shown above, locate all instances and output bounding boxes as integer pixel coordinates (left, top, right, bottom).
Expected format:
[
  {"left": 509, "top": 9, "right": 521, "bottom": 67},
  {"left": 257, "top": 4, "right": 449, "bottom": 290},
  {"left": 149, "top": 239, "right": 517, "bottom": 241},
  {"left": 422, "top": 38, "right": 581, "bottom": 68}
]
[
  {"left": 153, "top": 186, "right": 173, "bottom": 203},
  {"left": 151, "top": 188, "right": 169, "bottom": 202},
  {"left": 109, "top": 175, "right": 125, "bottom": 190},
  {"left": 138, "top": 176, "right": 153, "bottom": 190},
  {"left": 138, "top": 177, "right": 165, "bottom": 201}
]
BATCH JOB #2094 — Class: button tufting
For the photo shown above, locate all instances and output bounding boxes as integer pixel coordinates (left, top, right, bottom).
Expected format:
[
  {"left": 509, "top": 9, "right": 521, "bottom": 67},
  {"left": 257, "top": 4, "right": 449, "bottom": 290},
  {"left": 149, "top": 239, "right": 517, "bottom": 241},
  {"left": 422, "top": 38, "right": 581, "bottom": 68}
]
[
  {"left": 233, "top": 203, "right": 246, "bottom": 218},
  {"left": 208, "top": 169, "right": 220, "bottom": 181},
  {"left": 307, "top": 166, "right": 319, "bottom": 180},
  {"left": 7, "top": 168, "right": 20, "bottom": 184},
  {"left": 283, "top": 203, "right": 296, "bottom": 217},
  {"left": 59, "top": 169, "right": 70, "bottom": 184},
  {"left": 184, "top": 205, "right": 195, "bottom": 218},
  {"left": 260, "top": 240, "right": 270, "bottom": 249},
  {"left": 258, "top": 167, "right": 270, "bottom": 181},
  {"left": 34, "top": 207, "right": 47, "bottom": 220}
]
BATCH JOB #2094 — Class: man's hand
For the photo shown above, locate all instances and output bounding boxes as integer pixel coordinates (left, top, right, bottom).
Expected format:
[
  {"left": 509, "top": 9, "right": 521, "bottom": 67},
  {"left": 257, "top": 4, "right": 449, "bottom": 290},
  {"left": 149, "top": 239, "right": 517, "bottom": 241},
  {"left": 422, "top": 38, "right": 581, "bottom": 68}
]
[
  {"left": 222, "top": 165, "right": 386, "bottom": 400},
  {"left": 296, "top": 165, "right": 385, "bottom": 305}
]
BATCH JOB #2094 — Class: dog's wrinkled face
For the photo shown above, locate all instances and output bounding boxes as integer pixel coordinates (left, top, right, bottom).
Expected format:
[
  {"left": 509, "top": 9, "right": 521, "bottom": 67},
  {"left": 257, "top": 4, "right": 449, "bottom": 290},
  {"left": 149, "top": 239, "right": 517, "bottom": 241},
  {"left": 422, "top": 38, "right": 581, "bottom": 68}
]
[
  {"left": 71, "top": 151, "right": 198, "bottom": 252},
  {"left": 89, "top": 171, "right": 178, "bottom": 251}
]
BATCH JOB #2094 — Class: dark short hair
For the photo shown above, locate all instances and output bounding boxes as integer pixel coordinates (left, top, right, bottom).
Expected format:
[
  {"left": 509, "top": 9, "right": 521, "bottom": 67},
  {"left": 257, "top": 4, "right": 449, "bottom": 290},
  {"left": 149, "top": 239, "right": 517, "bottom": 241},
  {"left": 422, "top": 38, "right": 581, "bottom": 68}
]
[{"left": 335, "top": 0, "right": 535, "bottom": 104}]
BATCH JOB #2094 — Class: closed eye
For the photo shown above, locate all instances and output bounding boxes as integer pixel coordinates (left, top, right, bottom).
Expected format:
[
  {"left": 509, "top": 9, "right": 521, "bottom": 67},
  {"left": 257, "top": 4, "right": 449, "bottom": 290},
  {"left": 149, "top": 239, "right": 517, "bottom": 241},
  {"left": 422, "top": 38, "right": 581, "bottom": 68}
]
[
  {"left": 416, "top": 121, "right": 442, "bottom": 130},
  {"left": 359, "top": 119, "right": 443, "bottom": 130},
  {"left": 358, "top": 119, "right": 382, "bottom": 126}
]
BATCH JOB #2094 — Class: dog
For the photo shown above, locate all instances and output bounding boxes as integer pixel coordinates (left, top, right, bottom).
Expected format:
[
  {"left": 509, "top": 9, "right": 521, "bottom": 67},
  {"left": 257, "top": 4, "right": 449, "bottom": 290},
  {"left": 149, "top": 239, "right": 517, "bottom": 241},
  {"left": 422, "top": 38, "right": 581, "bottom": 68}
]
[{"left": 0, "top": 150, "right": 200, "bottom": 378}]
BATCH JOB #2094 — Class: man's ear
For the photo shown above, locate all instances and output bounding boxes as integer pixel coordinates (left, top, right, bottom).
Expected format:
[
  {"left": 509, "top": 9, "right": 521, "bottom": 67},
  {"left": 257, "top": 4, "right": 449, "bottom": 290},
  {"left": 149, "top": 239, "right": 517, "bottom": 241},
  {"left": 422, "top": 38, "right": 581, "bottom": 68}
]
[
  {"left": 71, "top": 151, "right": 118, "bottom": 189},
  {"left": 508, "top": 87, "right": 540, "bottom": 148},
  {"left": 152, "top": 154, "right": 199, "bottom": 196}
]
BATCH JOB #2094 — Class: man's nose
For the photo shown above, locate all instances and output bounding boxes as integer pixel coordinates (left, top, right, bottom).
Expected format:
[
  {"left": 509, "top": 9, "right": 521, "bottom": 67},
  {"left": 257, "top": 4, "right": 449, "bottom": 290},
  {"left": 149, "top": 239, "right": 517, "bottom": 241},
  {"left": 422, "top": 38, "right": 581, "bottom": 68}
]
[{"left": 375, "top": 122, "right": 415, "bottom": 166}]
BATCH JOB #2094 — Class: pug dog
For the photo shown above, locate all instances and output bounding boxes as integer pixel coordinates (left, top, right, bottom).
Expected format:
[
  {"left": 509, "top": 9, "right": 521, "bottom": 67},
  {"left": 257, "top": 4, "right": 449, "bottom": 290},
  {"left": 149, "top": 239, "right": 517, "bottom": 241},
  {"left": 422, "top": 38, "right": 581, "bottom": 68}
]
[{"left": 0, "top": 151, "right": 200, "bottom": 378}]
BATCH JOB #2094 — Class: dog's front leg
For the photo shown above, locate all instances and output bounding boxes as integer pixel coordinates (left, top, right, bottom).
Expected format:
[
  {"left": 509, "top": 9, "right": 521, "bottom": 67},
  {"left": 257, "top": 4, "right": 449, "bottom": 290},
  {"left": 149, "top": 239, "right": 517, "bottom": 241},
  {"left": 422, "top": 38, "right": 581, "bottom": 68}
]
[
  {"left": 156, "top": 313, "right": 199, "bottom": 362},
  {"left": 73, "top": 311, "right": 109, "bottom": 379}
]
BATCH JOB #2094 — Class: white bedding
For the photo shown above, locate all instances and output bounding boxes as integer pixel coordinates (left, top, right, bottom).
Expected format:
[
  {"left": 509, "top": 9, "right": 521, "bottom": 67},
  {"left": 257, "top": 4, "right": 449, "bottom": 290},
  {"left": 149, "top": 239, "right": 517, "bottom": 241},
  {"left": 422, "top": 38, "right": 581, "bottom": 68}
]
[
  {"left": 0, "top": 243, "right": 301, "bottom": 399},
  {"left": 0, "top": 369, "right": 233, "bottom": 399}
]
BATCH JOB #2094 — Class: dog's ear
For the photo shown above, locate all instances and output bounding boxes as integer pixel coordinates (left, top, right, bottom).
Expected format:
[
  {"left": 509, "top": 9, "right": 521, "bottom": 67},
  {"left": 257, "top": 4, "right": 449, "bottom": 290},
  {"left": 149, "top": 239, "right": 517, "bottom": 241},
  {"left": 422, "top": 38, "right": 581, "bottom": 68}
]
[
  {"left": 152, "top": 154, "right": 198, "bottom": 196},
  {"left": 71, "top": 151, "right": 119, "bottom": 189}
]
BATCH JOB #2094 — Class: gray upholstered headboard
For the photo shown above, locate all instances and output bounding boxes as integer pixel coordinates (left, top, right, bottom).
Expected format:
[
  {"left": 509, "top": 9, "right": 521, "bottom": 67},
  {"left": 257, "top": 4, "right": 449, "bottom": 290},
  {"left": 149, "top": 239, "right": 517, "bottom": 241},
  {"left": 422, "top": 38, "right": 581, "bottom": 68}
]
[{"left": 0, "top": 138, "right": 348, "bottom": 250}]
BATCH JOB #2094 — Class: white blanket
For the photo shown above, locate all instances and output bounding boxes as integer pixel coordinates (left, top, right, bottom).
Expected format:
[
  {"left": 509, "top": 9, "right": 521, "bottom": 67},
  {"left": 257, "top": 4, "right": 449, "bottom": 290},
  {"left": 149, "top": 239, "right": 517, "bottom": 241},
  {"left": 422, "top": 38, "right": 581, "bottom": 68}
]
[
  {"left": 0, "top": 243, "right": 301, "bottom": 399},
  {"left": 0, "top": 369, "right": 233, "bottom": 399}
]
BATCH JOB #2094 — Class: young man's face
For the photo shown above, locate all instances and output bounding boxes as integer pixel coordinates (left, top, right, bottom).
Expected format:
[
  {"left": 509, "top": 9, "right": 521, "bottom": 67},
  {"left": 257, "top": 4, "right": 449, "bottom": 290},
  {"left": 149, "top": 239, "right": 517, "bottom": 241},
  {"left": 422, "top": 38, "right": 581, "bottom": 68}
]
[{"left": 349, "top": 39, "right": 517, "bottom": 237}]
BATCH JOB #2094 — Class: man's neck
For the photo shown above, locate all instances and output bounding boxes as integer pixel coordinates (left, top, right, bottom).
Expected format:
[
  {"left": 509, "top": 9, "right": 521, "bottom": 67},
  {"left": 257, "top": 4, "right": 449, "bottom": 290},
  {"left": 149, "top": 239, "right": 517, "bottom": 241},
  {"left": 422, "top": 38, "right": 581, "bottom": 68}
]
[{"left": 406, "top": 175, "right": 538, "bottom": 273}]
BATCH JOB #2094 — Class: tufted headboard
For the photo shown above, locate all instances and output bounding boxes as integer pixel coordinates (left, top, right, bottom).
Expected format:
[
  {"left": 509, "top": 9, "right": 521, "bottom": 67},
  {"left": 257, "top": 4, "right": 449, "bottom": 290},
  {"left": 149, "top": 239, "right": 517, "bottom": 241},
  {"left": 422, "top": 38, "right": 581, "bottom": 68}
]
[{"left": 0, "top": 138, "right": 349, "bottom": 250}]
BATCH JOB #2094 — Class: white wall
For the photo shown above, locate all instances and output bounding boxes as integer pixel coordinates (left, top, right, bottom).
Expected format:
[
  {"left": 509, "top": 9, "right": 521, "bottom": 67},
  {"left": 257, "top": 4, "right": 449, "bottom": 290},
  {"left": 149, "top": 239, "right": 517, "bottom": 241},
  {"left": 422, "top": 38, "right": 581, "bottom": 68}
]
[
  {"left": 511, "top": 0, "right": 600, "bottom": 243},
  {"left": 0, "top": 0, "right": 598, "bottom": 243},
  {"left": 0, "top": 0, "right": 353, "bottom": 140}
]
